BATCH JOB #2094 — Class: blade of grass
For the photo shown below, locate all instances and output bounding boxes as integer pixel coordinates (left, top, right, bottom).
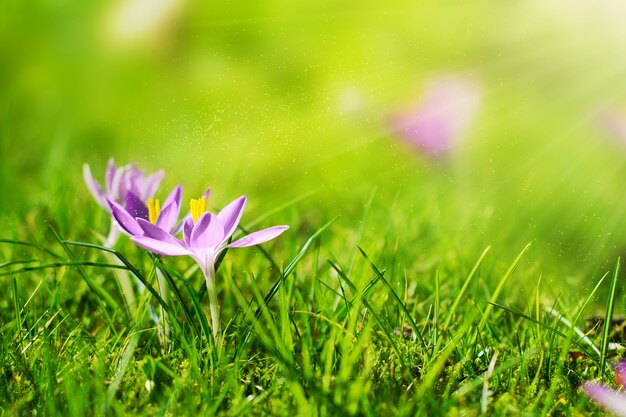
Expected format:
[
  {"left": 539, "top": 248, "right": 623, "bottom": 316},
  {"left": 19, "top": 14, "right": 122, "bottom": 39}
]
[
  {"left": 417, "top": 330, "right": 463, "bottom": 397},
  {"left": 0, "top": 261, "right": 130, "bottom": 276},
  {"left": 326, "top": 259, "right": 407, "bottom": 364},
  {"left": 477, "top": 243, "right": 531, "bottom": 332},
  {"left": 347, "top": 188, "right": 376, "bottom": 276},
  {"left": 600, "top": 258, "right": 620, "bottom": 377},
  {"left": 327, "top": 259, "right": 377, "bottom": 321},
  {"left": 328, "top": 259, "right": 351, "bottom": 313},
  {"left": 572, "top": 271, "right": 609, "bottom": 331},
  {"left": 544, "top": 307, "right": 601, "bottom": 357},
  {"left": 454, "top": 347, "right": 539, "bottom": 398},
  {"left": 62, "top": 240, "right": 177, "bottom": 320},
  {"left": 434, "top": 269, "right": 440, "bottom": 349},
  {"left": 50, "top": 228, "right": 117, "bottom": 329},
  {"left": 0, "top": 238, "right": 63, "bottom": 260},
  {"left": 489, "top": 302, "right": 600, "bottom": 368},
  {"left": 442, "top": 246, "right": 490, "bottom": 335},
  {"left": 0, "top": 259, "right": 38, "bottom": 269},
  {"left": 102, "top": 330, "right": 140, "bottom": 413},
  {"left": 62, "top": 241, "right": 188, "bottom": 346},
  {"left": 357, "top": 245, "right": 427, "bottom": 349},
  {"left": 256, "top": 217, "right": 338, "bottom": 319},
  {"left": 157, "top": 261, "right": 217, "bottom": 362},
  {"left": 149, "top": 257, "right": 195, "bottom": 331},
  {"left": 13, "top": 277, "right": 24, "bottom": 352},
  {"left": 238, "top": 217, "right": 337, "bottom": 352}
]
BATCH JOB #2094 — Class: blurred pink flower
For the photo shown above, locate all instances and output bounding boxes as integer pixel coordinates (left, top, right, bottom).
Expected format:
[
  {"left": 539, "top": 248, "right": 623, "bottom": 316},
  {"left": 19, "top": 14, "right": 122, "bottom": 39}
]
[
  {"left": 390, "top": 76, "right": 481, "bottom": 157},
  {"left": 583, "top": 360, "right": 626, "bottom": 416},
  {"left": 597, "top": 107, "right": 626, "bottom": 147}
]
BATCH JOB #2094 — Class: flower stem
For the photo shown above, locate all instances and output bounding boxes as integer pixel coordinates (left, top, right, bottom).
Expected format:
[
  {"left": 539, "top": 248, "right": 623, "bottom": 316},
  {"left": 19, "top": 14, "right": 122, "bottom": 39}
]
[
  {"left": 155, "top": 268, "right": 170, "bottom": 348},
  {"left": 203, "top": 264, "right": 221, "bottom": 340},
  {"left": 104, "top": 224, "right": 120, "bottom": 248},
  {"left": 105, "top": 251, "right": 136, "bottom": 314}
]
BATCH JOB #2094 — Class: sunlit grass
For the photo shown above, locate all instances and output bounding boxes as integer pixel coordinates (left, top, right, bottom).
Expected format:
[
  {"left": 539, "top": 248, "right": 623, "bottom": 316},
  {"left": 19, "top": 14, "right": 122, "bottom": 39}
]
[
  {"left": 4, "top": 0, "right": 626, "bottom": 415},
  {"left": 0, "top": 182, "right": 622, "bottom": 415}
]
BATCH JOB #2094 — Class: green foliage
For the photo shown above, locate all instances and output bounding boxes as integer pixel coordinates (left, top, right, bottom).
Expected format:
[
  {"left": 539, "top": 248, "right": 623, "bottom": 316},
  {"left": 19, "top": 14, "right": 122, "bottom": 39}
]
[
  {"left": 0, "top": 205, "right": 620, "bottom": 415},
  {"left": 3, "top": 1, "right": 626, "bottom": 415}
]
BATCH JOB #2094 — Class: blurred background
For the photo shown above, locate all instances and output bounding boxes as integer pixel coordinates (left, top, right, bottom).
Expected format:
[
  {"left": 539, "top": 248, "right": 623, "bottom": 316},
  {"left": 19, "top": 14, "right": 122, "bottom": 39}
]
[{"left": 3, "top": 0, "right": 626, "bottom": 293}]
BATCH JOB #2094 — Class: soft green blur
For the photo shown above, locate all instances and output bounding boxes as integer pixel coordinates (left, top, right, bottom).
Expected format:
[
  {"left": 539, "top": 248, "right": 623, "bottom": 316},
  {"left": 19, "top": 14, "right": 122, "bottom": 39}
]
[{"left": 3, "top": 0, "right": 626, "bottom": 282}]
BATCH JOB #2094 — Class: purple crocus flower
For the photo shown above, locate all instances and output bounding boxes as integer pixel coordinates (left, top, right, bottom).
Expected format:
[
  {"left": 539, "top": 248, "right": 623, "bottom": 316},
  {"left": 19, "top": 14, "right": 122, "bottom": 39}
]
[
  {"left": 108, "top": 184, "right": 184, "bottom": 343},
  {"left": 390, "top": 76, "right": 480, "bottom": 158},
  {"left": 84, "top": 158, "right": 165, "bottom": 246},
  {"left": 583, "top": 361, "right": 626, "bottom": 416},
  {"left": 126, "top": 191, "right": 288, "bottom": 337},
  {"left": 107, "top": 185, "right": 184, "bottom": 238}
]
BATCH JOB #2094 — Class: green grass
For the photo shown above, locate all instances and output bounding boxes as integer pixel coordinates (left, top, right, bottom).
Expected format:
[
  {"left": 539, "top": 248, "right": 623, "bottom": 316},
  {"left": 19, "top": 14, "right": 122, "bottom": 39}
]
[
  {"left": 5, "top": 0, "right": 626, "bottom": 415},
  {"left": 0, "top": 186, "right": 622, "bottom": 416}
]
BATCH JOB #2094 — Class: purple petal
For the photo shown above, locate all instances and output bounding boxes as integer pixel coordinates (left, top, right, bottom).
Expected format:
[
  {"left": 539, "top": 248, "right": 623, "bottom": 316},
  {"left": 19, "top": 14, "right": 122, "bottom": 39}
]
[
  {"left": 163, "top": 185, "right": 183, "bottom": 208},
  {"left": 583, "top": 382, "right": 626, "bottom": 416},
  {"left": 108, "top": 198, "right": 143, "bottom": 236},
  {"left": 136, "top": 218, "right": 183, "bottom": 244},
  {"left": 121, "top": 166, "right": 144, "bottom": 202},
  {"left": 227, "top": 225, "right": 288, "bottom": 248},
  {"left": 124, "top": 192, "right": 149, "bottom": 221},
  {"left": 174, "top": 213, "right": 191, "bottom": 236},
  {"left": 141, "top": 170, "right": 165, "bottom": 200},
  {"left": 203, "top": 187, "right": 211, "bottom": 201},
  {"left": 190, "top": 212, "right": 225, "bottom": 250},
  {"left": 83, "top": 164, "right": 108, "bottom": 208},
  {"left": 126, "top": 169, "right": 143, "bottom": 199},
  {"left": 105, "top": 158, "right": 117, "bottom": 194},
  {"left": 109, "top": 165, "right": 126, "bottom": 201},
  {"left": 156, "top": 201, "right": 180, "bottom": 233},
  {"left": 183, "top": 217, "right": 194, "bottom": 246},
  {"left": 217, "top": 196, "right": 246, "bottom": 241},
  {"left": 132, "top": 235, "right": 190, "bottom": 257}
]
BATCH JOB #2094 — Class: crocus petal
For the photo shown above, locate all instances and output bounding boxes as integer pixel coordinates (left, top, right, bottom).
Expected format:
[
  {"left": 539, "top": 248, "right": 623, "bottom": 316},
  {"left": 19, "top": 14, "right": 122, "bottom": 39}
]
[
  {"left": 174, "top": 213, "right": 191, "bottom": 236},
  {"left": 136, "top": 218, "right": 185, "bottom": 246},
  {"left": 108, "top": 198, "right": 143, "bottom": 236},
  {"left": 142, "top": 170, "right": 165, "bottom": 200},
  {"left": 83, "top": 164, "right": 108, "bottom": 208},
  {"left": 217, "top": 196, "right": 246, "bottom": 242},
  {"left": 227, "top": 225, "right": 288, "bottom": 248},
  {"left": 132, "top": 235, "right": 190, "bottom": 257},
  {"left": 126, "top": 169, "right": 143, "bottom": 200},
  {"left": 163, "top": 185, "right": 183, "bottom": 208},
  {"left": 583, "top": 382, "right": 626, "bottom": 416},
  {"left": 105, "top": 158, "right": 117, "bottom": 194},
  {"left": 125, "top": 191, "right": 149, "bottom": 220},
  {"left": 156, "top": 201, "right": 180, "bottom": 233},
  {"left": 121, "top": 165, "right": 144, "bottom": 202},
  {"left": 109, "top": 165, "right": 126, "bottom": 201},
  {"left": 204, "top": 187, "right": 211, "bottom": 200},
  {"left": 190, "top": 212, "right": 225, "bottom": 250},
  {"left": 183, "top": 217, "right": 194, "bottom": 246}
]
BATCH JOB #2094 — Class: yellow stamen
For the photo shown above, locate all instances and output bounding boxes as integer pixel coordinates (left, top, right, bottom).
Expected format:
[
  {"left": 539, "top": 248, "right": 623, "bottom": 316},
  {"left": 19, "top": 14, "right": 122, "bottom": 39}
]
[
  {"left": 190, "top": 196, "right": 206, "bottom": 222},
  {"left": 147, "top": 198, "right": 161, "bottom": 224}
]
